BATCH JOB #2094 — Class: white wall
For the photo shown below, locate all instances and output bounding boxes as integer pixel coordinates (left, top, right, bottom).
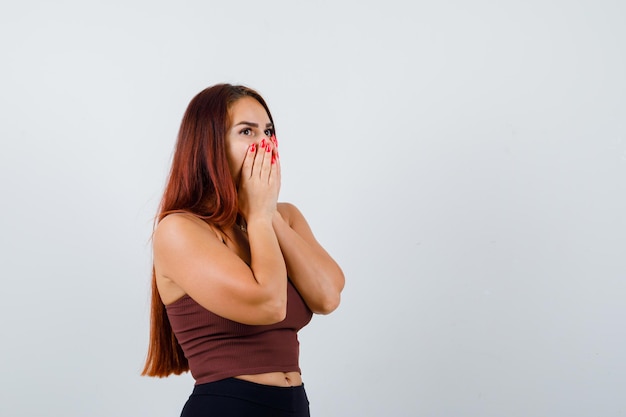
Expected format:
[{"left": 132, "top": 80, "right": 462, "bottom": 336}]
[{"left": 1, "top": 1, "right": 625, "bottom": 416}]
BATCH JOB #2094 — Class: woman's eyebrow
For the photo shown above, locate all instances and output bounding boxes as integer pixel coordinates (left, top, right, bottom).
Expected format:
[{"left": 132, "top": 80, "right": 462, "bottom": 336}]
[{"left": 234, "top": 121, "right": 274, "bottom": 128}]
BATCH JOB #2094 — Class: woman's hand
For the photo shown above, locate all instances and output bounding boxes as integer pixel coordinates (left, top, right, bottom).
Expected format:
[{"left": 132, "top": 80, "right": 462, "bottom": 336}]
[{"left": 237, "top": 138, "right": 280, "bottom": 223}]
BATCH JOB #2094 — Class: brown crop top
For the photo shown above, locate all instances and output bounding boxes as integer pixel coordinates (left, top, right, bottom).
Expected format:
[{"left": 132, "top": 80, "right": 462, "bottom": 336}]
[{"left": 166, "top": 280, "right": 313, "bottom": 385}]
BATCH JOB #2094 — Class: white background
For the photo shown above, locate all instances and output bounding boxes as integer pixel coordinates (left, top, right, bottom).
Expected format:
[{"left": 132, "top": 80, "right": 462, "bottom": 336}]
[{"left": 1, "top": 1, "right": 625, "bottom": 416}]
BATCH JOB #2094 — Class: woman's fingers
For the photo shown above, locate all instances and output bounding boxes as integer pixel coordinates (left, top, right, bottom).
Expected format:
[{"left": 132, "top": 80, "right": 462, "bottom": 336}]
[
  {"left": 241, "top": 143, "right": 257, "bottom": 181},
  {"left": 238, "top": 138, "right": 280, "bottom": 220},
  {"left": 252, "top": 138, "right": 276, "bottom": 182},
  {"left": 271, "top": 143, "right": 280, "bottom": 183}
]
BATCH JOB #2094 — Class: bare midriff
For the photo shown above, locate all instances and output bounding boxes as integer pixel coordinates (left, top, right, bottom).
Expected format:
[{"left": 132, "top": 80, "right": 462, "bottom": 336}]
[{"left": 235, "top": 371, "right": 303, "bottom": 387}]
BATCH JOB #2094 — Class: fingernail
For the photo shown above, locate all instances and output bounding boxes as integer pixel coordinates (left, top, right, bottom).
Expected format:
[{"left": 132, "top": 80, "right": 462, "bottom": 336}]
[
  {"left": 271, "top": 154, "right": 276, "bottom": 164},
  {"left": 250, "top": 143, "right": 256, "bottom": 152},
  {"left": 271, "top": 135, "right": 278, "bottom": 147},
  {"left": 260, "top": 138, "right": 266, "bottom": 148},
  {"left": 266, "top": 143, "right": 271, "bottom": 152}
]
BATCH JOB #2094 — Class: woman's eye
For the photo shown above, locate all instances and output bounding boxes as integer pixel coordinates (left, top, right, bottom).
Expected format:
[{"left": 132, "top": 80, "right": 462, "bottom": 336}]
[
  {"left": 264, "top": 129, "right": 274, "bottom": 136},
  {"left": 240, "top": 128, "right": 252, "bottom": 135}
]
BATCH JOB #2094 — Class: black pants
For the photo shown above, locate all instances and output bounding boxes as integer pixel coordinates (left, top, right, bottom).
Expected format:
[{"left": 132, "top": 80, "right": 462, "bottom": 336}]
[{"left": 180, "top": 378, "right": 310, "bottom": 417}]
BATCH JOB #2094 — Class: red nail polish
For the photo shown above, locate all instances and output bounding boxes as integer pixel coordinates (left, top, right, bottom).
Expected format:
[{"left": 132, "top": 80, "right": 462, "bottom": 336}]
[
  {"left": 271, "top": 154, "right": 276, "bottom": 164},
  {"left": 260, "top": 138, "right": 266, "bottom": 148},
  {"left": 250, "top": 143, "right": 256, "bottom": 152},
  {"left": 271, "top": 135, "right": 278, "bottom": 147},
  {"left": 266, "top": 143, "right": 271, "bottom": 152}
]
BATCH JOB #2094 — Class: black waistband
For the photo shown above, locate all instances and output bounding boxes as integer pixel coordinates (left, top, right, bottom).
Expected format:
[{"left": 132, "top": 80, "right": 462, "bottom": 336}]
[{"left": 191, "top": 377, "right": 308, "bottom": 411}]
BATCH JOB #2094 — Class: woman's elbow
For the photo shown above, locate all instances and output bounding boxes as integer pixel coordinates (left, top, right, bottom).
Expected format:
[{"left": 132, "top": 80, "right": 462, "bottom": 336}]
[
  {"left": 318, "top": 271, "right": 344, "bottom": 314},
  {"left": 253, "top": 289, "right": 288, "bottom": 325},
  {"left": 254, "top": 303, "right": 287, "bottom": 325},
  {"left": 313, "top": 292, "right": 341, "bottom": 315}
]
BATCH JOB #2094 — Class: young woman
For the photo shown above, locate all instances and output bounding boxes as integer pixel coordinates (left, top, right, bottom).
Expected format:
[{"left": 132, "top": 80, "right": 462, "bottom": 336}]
[{"left": 142, "top": 84, "right": 345, "bottom": 417}]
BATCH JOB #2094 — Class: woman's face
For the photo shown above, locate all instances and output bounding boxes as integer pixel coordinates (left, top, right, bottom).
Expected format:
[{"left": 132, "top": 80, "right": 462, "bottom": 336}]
[{"left": 226, "top": 96, "right": 274, "bottom": 182}]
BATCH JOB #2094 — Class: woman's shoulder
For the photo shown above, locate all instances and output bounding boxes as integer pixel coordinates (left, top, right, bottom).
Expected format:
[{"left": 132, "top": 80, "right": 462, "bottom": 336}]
[
  {"left": 277, "top": 201, "right": 302, "bottom": 214},
  {"left": 277, "top": 202, "right": 303, "bottom": 222},
  {"left": 156, "top": 211, "right": 202, "bottom": 233},
  {"left": 154, "top": 212, "right": 220, "bottom": 247}
]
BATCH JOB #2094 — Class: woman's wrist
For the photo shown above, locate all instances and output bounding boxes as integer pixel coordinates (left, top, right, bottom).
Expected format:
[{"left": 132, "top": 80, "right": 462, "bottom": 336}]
[
  {"left": 272, "top": 209, "right": 290, "bottom": 229},
  {"left": 245, "top": 215, "right": 274, "bottom": 230}
]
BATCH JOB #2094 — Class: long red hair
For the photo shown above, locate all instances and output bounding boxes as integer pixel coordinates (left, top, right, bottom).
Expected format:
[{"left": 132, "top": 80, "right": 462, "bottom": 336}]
[{"left": 142, "top": 84, "right": 274, "bottom": 377}]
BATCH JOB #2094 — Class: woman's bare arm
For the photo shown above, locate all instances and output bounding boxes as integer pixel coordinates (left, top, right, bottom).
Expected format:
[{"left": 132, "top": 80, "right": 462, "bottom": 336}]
[
  {"left": 153, "top": 141, "right": 287, "bottom": 325},
  {"left": 273, "top": 202, "right": 345, "bottom": 314}
]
